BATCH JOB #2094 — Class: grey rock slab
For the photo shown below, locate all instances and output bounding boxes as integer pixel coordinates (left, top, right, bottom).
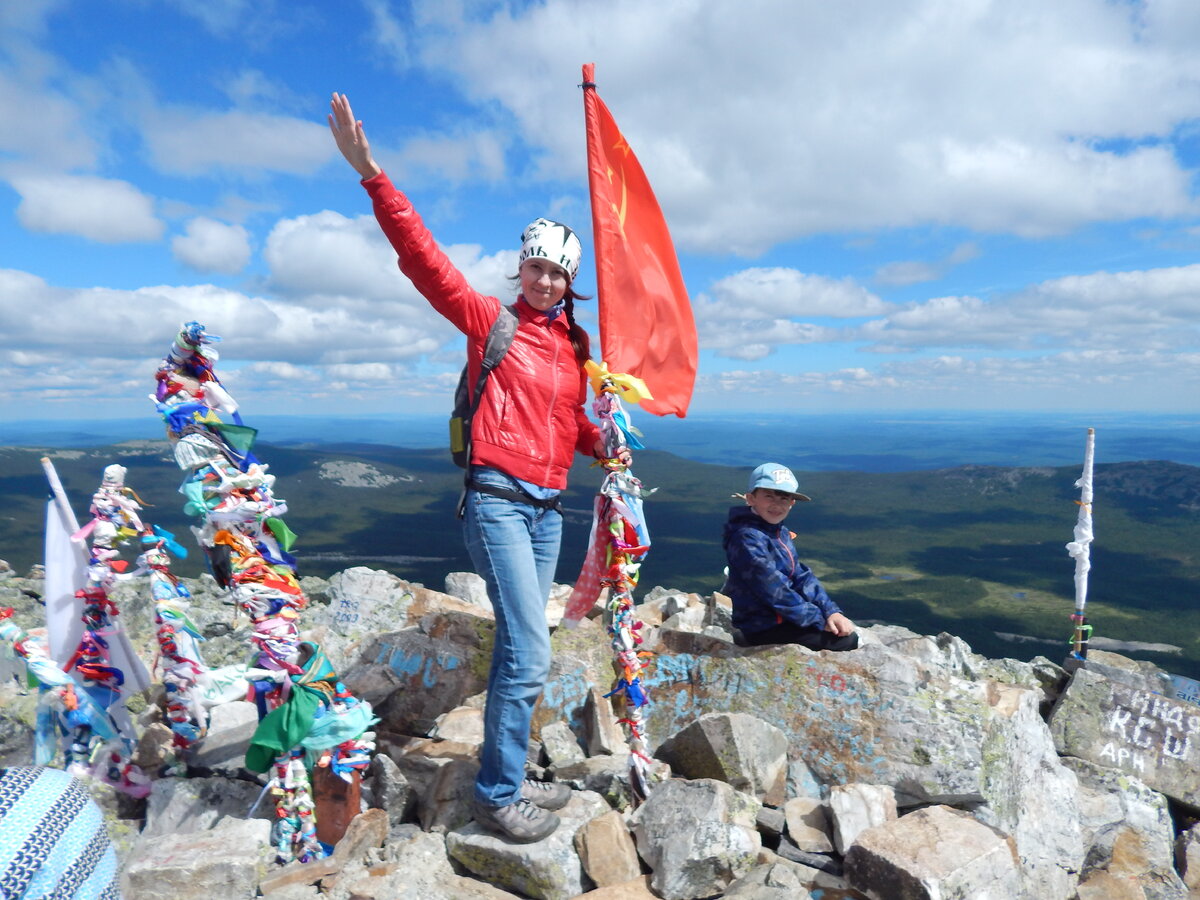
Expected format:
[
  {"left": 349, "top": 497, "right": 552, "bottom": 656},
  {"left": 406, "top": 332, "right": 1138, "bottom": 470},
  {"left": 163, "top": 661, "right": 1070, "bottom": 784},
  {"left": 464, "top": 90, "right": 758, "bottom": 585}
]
[
  {"left": 325, "top": 825, "right": 519, "bottom": 899},
  {"left": 1175, "top": 823, "right": 1200, "bottom": 894},
  {"left": 1069, "top": 650, "right": 1176, "bottom": 695},
  {"left": 551, "top": 754, "right": 640, "bottom": 811},
  {"left": 363, "top": 752, "right": 415, "bottom": 828},
  {"left": 446, "top": 790, "right": 610, "bottom": 900},
  {"left": 755, "top": 804, "right": 786, "bottom": 841},
  {"left": 844, "top": 805, "right": 1020, "bottom": 900},
  {"left": 653, "top": 712, "right": 788, "bottom": 803},
  {"left": 970, "top": 679, "right": 1083, "bottom": 900},
  {"left": 574, "top": 809, "right": 642, "bottom": 888},
  {"left": 123, "top": 816, "right": 271, "bottom": 900},
  {"left": 540, "top": 719, "right": 586, "bottom": 769},
  {"left": 783, "top": 796, "right": 834, "bottom": 853},
  {"left": 303, "top": 567, "right": 416, "bottom": 670},
  {"left": 444, "top": 571, "right": 490, "bottom": 608},
  {"left": 431, "top": 705, "right": 485, "bottom": 745},
  {"left": 542, "top": 621, "right": 1085, "bottom": 898},
  {"left": 660, "top": 604, "right": 706, "bottom": 634},
  {"left": 827, "top": 784, "right": 896, "bottom": 855},
  {"left": 141, "top": 775, "right": 272, "bottom": 839},
  {"left": 582, "top": 686, "right": 628, "bottom": 758},
  {"left": 629, "top": 778, "right": 762, "bottom": 900},
  {"left": 0, "top": 687, "right": 36, "bottom": 767},
  {"left": 786, "top": 758, "right": 826, "bottom": 801},
  {"left": 1063, "top": 756, "right": 1187, "bottom": 899},
  {"left": 1050, "top": 665, "right": 1200, "bottom": 809},
  {"left": 723, "top": 861, "right": 815, "bottom": 899},
  {"left": 393, "top": 752, "right": 479, "bottom": 834},
  {"left": 345, "top": 610, "right": 493, "bottom": 736},
  {"left": 189, "top": 699, "right": 259, "bottom": 772}
]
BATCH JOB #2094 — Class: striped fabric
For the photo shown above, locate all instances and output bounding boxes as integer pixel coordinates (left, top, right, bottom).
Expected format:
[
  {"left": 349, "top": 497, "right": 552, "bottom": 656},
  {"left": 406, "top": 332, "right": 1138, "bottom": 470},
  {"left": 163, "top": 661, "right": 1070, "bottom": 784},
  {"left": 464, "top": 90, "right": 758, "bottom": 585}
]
[{"left": 0, "top": 767, "right": 120, "bottom": 899}]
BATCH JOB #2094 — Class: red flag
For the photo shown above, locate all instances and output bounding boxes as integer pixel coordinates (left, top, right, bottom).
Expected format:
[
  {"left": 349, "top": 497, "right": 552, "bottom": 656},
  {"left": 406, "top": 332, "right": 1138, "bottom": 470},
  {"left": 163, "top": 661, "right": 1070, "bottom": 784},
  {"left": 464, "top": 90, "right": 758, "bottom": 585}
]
[{"left": 582, "top": 63, "right": 697, "bottom": 418}]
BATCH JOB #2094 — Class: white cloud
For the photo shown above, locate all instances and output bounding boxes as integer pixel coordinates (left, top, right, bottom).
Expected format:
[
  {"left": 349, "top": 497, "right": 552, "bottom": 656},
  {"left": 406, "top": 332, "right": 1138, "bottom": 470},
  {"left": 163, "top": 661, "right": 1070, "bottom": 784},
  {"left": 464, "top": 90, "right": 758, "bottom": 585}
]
[
  {"left": 262, "top": 209, "right": 518, "bottom": 325},
  {"left": 172, "top": 217, "right": 252, "bottom": 274},
  {"left": 698, "top": 317, "right": 840, "bottom": 361},
  {"left": 0, "top": 0, "right": 65, "bottom": 34},
  {"left": 693, "top": 267, "right": 882, "bottom": 359},
  {"left": 0, "top": 72, "right": 99, "bottom": 172},
  {"left": 697, "top": 348, "right": 1200, "bottom": 411},
  {"left": 400, "top": 0, "right": 1200, "bottom": 252},
  {"left": 158, "top": 0, "right": 256, "bottom": 35},
  {"left": 857, "top": 263, "right": 1200, "bottom": 352},
  {"left": 0, "top": 267, "right": 433, "bottom": 367},
  {"left": 691, "top": 257, "right": 1200, "bottom": 367},
  {"left": 708, "top": 268, "right": 888, "bottom": 318},
  {"left": 10, "top": 174, "right": 163, "bottom": 242},
  {"left": 396, "top": 130, "right": 508, "bottom": 184},
  {"left": 143, "top": 109, "right": 332, "bottom": 176},
  {"left": 363, "top": 0, "right": 411, "bottom": 68},
  {"left": 875, "top": 243, "right": 981, "bottom": 287}
]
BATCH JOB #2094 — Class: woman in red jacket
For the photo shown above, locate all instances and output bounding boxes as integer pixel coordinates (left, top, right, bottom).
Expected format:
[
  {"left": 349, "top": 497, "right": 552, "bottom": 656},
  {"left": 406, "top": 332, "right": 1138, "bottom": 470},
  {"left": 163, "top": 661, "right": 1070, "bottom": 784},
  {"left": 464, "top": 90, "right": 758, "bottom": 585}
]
[{"left": 330, "top": 93, "right": 624, "bottom": 843}]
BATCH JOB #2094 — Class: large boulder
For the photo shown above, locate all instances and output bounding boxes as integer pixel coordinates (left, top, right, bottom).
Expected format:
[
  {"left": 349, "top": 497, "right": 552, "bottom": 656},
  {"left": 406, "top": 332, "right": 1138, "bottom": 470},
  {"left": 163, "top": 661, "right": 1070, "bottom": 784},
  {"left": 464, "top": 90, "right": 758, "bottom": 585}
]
[
  {"left": 140, "top": 775, "right": 272, "bottom": 839},
  {"left": 342, "top": 610, "right": 493, "bottom": 736},
  {"left": 446, "top": 791, "right": 610, "bottom": 900},
  {"left": 845, "top": 805, "right": 1020, "bottom": 900},
  {"left": 828, "top": 784, "right": 896, "bottom": 855},
  {"left": 652, "top": 713, "right": 788, "bottom": 803},
  {"left": 1062, "top": 756, "right": 1187, "bottom": 899},
  {"left": 628, "top": 778, "right": 761, "bottom": 900},
  {"left": 123, "top": 817, "right": 271, "bottom": 900},
  {"left": 539, "top": 628, "right": 1083, "bottom": 898},
  {"left": 1050, "top": 664, "right": 1200, "bottom": 810},
  {"left": 574, "top": 809, "right": 642, "bottom": 888}
]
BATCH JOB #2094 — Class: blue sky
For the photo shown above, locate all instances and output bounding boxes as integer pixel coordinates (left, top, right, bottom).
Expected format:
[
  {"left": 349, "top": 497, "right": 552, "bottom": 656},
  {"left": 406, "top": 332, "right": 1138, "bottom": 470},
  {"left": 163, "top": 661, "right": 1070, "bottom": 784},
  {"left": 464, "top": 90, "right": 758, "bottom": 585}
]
[{"left": 3, "top": 0, "right": 1200, "bottom": 423}]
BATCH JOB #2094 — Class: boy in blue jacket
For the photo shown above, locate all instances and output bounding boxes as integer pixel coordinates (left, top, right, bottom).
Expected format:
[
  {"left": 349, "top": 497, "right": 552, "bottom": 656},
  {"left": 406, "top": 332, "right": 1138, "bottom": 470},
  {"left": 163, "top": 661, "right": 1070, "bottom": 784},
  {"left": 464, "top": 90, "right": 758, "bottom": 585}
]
[{"left": 723, "top": 462, "right": 858, "bottom": 651}]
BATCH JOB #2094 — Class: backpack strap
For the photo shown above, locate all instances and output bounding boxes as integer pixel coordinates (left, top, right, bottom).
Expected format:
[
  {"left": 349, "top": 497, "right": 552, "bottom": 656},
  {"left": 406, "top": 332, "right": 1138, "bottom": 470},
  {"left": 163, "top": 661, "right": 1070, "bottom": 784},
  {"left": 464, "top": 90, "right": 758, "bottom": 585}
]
[
  {"left": 456, "top": 304, "right": 519, "bottom": 518},
  {"left": 466, "top": 304, "right": 519, "bottom": 422}
]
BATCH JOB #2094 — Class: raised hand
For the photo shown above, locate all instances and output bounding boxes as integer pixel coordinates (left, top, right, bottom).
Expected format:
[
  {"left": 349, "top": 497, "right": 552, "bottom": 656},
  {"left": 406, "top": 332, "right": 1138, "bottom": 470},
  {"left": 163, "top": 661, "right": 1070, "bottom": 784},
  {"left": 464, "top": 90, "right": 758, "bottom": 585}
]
[{"left": 328, "top": 92, "right": 382, "bottom": 180}]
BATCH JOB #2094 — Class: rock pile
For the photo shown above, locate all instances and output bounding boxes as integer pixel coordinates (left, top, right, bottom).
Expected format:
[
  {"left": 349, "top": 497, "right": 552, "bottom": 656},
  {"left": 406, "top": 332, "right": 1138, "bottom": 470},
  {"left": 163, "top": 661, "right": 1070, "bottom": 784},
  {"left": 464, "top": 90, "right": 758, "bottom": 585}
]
[{"left": 2, "top": 562, "right": 1199, "bottom": 899}]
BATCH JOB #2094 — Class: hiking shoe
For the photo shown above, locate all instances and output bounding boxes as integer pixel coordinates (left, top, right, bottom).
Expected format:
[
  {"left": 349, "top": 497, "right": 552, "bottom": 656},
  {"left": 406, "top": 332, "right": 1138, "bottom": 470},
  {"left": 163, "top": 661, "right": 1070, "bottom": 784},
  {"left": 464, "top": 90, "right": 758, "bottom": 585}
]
[
  {"left": 521, "top": 777, "right": 572, "bottom": 811},
  {"left": 471, "top": 797, "right": 559, "bottom": 843}
]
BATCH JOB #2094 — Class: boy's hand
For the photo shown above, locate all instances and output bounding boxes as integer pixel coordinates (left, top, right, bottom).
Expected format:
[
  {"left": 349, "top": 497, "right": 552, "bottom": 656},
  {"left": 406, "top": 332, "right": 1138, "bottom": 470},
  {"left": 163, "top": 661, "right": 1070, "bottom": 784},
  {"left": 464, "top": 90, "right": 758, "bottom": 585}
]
[{"left": 825, "top": 612, "right": 856, "bottom": 637}]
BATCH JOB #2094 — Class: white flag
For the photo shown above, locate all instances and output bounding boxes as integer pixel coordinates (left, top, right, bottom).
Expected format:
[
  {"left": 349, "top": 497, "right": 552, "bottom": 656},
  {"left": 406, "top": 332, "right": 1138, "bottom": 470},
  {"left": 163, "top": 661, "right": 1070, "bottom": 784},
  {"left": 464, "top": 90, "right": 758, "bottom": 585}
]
[{"left": 44, "top": 495, "right": 87, "bottom": 668}]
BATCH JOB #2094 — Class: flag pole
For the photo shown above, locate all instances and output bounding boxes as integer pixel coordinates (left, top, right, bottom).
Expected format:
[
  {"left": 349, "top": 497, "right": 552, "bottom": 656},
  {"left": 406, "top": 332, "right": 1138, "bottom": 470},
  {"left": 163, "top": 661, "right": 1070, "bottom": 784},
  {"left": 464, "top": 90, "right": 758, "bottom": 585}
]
[
  {"left": 1066, "top": 428, "right": 1095, "bottom": 660},
  {"left": 41, "top": 456, "right": 82, "bottom": 531}
]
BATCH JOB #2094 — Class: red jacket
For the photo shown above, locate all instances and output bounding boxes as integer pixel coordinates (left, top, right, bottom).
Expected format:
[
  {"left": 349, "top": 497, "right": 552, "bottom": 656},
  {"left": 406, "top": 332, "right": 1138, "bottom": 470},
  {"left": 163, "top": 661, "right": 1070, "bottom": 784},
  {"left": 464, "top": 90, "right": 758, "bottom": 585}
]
[{"left": 363, "top": 172, "right": 600, "bottom": 490}]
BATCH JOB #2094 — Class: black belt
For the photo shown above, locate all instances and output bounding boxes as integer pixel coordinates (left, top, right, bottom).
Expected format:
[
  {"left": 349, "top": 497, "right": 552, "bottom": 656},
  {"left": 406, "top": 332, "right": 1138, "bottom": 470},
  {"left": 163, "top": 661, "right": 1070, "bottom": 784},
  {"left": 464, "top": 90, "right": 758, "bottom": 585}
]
[{"left": 467, "top": 479, "right": 563, "bottom": 514}]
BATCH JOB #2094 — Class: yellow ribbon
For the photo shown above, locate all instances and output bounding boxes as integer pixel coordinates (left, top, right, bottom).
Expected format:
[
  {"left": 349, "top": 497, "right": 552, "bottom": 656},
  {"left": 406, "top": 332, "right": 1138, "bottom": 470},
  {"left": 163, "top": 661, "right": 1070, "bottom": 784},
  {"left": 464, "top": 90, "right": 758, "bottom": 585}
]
[{"left": 584, "top": 360, "right": 654, "bottom": 404}]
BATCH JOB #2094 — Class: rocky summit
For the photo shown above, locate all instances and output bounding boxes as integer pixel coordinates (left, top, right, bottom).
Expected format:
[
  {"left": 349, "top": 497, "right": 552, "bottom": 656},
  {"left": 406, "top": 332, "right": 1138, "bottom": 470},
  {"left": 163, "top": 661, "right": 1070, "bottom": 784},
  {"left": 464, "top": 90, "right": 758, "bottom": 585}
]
[{"left": 2, "top": 562, "right": 1199, "bottom": 900}]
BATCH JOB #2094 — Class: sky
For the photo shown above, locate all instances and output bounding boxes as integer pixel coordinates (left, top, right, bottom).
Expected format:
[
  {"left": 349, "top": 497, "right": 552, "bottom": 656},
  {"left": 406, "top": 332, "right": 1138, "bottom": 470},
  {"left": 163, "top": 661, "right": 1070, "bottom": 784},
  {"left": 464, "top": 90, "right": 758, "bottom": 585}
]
[{"left": 3, "top": 0, "right": 1200, "bottom": 425}]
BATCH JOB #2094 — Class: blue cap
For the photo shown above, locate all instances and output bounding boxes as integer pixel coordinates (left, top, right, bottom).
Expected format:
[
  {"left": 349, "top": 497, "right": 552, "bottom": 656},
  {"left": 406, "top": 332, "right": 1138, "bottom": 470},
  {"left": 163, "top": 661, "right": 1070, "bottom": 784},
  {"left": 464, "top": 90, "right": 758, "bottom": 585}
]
[{"left": 748, "top": 463, "right": 811, "bottom": 501}]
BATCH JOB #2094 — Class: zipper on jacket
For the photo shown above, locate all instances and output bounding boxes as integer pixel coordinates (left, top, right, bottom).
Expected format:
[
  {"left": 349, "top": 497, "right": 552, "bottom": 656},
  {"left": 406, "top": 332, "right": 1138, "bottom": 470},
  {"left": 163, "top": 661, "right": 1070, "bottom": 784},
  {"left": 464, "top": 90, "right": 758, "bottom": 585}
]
[
  {"left": 775, "top": 529, "right": 795, "bottom": 576},
  {"left": 774, "top": 526, "right": 794, "bottom": 625},
  {"left": 543, "top": 318, "right": 563, "bottom": 485}
]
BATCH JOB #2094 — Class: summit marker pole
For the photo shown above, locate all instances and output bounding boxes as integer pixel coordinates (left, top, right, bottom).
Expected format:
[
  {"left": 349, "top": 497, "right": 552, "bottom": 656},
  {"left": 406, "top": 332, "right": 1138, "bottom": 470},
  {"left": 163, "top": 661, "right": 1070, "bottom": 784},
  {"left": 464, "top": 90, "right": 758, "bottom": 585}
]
[{"left": 1066, "top": 427, "right": 1095, "bottom": 660}]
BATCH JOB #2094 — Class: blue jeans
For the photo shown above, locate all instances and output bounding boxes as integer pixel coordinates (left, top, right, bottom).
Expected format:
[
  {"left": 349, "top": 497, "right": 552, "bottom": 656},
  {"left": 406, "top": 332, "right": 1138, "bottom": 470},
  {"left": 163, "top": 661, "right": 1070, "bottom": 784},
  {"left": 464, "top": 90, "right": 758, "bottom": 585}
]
[{"left": 463, "top": 468, "right": 562, "bottom": 807}]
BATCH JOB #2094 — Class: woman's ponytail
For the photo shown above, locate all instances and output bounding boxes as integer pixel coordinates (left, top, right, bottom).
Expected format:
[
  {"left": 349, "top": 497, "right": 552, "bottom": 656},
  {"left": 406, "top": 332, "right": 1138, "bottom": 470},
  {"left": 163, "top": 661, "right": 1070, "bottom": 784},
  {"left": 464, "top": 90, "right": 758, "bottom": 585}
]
[{"left": 563, "top": 290, "right": 592, "bottom": 366}]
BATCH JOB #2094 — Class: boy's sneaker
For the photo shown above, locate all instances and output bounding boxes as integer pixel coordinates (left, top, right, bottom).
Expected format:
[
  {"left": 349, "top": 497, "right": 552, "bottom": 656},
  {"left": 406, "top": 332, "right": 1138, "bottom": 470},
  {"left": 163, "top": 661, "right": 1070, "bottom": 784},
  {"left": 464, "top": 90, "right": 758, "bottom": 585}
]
[
  {"left": 471, "top": 797, "right": 559, "bottom": 843},
  {"left": 521, "top": 777, "right": 572, "bottom": 811}
]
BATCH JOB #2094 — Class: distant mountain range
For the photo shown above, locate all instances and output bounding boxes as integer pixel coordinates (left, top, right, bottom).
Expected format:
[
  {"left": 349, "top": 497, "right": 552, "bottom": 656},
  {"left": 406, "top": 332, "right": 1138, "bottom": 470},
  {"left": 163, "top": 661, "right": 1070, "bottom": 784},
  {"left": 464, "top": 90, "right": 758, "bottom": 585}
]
[
  {"left": 2, "top": 436, "right": 1198, "bottom": 679},
  {"left": 5, "top": 410, "right": 1200, "bottom": 470}
]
